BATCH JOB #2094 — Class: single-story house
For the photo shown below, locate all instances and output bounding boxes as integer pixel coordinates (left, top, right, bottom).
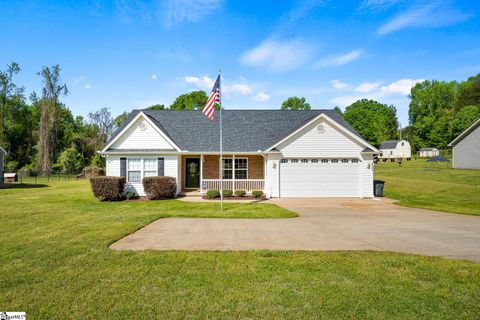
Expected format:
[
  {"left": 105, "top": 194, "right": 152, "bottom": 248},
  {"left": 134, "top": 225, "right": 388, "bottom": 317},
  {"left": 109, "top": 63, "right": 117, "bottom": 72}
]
[
  {"left": 448, "top": 118, "right": 480, "bottom": 169},
  {"left": 100, "top": 110, "right": 380, "bottom": 198},
  {"left": 379, "top": 140, "right": 411, "bottom": 160},
  {"left": 418, "top": 147, "right": 439, "bottom": 158},
  {"left": 0, "top": 146, "right": 6, "bottom": 185}
]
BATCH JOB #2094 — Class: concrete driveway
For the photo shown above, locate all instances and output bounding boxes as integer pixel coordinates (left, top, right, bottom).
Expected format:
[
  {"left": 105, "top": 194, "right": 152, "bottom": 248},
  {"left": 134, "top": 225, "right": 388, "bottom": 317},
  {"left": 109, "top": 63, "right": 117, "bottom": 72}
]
[{"left": 111, "top": 198, "right": 480, "bottom": 262}]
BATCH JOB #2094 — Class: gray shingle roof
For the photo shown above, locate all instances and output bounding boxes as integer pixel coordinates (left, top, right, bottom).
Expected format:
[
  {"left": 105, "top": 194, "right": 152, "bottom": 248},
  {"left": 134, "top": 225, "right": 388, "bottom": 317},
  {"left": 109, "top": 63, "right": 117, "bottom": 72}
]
[
  {"left": 380, "top": 140, "right": 400, "bottom": 149},
  {"left": 106, "top": 109, "right": 364, "bottom": 152}
]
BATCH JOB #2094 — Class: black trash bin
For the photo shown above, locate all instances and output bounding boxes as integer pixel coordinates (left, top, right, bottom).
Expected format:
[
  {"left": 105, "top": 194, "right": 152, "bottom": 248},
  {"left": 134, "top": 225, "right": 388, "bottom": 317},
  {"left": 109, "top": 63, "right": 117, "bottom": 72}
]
[{"left": 373, "top": 180, "right": 385, "bottom": 197}]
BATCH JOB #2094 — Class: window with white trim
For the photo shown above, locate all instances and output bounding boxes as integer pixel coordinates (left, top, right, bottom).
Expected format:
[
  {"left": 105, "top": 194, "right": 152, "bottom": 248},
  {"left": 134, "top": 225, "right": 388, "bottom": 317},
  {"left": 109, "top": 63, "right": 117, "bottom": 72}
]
[
  {"left": 144, "top": 159, "right": 157, "bottom": 177},
  {"left": 222, "top": 158, "right": 248, "bottom": 179},
  {"left": 127, "top": 158, "right": 158, "bottom": 182},
  {"left": 127, "top": 159, "right": 141, "bottom": 182}
]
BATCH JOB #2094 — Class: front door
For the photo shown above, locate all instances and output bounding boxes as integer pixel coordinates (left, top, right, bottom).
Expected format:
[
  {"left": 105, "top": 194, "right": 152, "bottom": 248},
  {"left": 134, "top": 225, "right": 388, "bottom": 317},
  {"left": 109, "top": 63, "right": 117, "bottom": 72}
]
[{"left": 185, "top": 158, "right": 200, "bottom": 188}]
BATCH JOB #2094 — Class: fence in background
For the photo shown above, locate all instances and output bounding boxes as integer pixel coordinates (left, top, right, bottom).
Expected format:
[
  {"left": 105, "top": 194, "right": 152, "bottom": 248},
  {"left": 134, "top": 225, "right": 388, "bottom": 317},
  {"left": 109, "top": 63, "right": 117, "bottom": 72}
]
[{"left": 15, "top": 170, "right": 81, "bottom": 184}]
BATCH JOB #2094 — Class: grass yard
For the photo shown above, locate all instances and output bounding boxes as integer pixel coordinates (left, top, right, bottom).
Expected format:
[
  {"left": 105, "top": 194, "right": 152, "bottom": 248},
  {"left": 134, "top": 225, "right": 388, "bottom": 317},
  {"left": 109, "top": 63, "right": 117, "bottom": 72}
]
[
  {"left": 1, "top": 180, "right": 480, "bottom": 319},
  {"left": 376, "top": 159, "right": 480, "bottom": 216}
]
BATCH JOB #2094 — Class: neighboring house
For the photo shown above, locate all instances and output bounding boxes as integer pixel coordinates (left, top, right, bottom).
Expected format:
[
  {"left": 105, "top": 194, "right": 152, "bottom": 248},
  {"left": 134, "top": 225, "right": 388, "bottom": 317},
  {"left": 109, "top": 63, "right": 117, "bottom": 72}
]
[
  {"left": 418, "top": 148, "right": 439, "bottom": 158},
  {"left": 379, "top": 140, "right": 411, "bottom": 161},
  {"left": 448, "top": 118, "right": 480, "bottom": 169},
  {"left": 0, "top": 146, "right": 5, "bottom": 185},
  {"left": 100, "top": 110, "right": 380, "bottom": 198}
]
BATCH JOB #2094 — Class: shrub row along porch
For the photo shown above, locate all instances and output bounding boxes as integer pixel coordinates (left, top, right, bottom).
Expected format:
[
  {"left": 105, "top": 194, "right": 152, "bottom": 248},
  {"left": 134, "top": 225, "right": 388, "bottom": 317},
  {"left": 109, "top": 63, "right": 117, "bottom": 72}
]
[{"left": 181, "top": 154, "right": 265, "bottom": 193}]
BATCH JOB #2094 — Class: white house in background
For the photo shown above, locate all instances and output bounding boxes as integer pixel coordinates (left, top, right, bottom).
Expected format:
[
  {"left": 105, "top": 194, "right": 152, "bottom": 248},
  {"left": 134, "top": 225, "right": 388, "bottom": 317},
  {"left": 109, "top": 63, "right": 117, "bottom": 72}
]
[
  {"left": 0, "top": 146, "right": 6, "bottom": 185},
  {"left": 100, "top": 110, "right": 380, "bottom": 198},
  {"left": 379, "top": 140, "right": 411, "bottom": 161},
  {"left": 418, "top": 147, "right": 439, "bottom": 158},
  {"left": 448, "top": 118, "right": 480, "bottom": 169}
]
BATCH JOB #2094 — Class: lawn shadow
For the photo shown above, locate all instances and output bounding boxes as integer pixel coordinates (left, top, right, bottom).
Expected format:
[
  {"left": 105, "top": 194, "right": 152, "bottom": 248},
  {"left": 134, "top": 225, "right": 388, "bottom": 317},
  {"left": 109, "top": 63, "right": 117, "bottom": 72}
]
[{"left": 1, "top": 183, "right": 50, "bottom": 189}]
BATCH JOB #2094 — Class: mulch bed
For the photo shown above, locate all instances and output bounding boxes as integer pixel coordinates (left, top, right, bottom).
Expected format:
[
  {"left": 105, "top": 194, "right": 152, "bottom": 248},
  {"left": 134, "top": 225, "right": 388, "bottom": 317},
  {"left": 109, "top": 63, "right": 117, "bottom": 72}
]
[{"left": 202, "top": 196, "right": 266, "bottom": 201}]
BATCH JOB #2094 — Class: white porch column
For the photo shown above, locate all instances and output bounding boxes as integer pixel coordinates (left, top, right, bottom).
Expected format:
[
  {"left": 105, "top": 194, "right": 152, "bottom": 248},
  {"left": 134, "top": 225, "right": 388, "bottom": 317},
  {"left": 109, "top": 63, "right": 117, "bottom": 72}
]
[
  {"left": 200, "top": 154, "right": 204, "bottom": 193},
  {"left": 232, "top": 154, "right": 235, "bottom": 193}
]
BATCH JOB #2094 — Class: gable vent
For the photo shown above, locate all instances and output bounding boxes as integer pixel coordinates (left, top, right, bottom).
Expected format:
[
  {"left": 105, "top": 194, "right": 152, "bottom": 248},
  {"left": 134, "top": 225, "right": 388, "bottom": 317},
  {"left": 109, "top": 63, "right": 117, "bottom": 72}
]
[{"left": 316, "top": 124, "right": 326, "bottom": 133}]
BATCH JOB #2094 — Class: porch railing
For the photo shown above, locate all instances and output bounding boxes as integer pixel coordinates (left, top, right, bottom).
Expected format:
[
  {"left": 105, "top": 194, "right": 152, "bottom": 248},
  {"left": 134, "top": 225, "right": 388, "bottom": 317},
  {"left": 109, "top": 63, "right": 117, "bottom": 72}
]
[{"left": 201, "top": 179, "right": 264, "bottom": 193}]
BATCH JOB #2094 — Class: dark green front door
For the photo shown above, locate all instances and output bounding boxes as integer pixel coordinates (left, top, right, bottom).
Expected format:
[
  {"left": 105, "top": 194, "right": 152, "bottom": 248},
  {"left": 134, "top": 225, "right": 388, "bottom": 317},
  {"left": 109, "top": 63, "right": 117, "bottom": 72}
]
[{"left": 185, "top": 158, "right": 200, "bottom": 188}]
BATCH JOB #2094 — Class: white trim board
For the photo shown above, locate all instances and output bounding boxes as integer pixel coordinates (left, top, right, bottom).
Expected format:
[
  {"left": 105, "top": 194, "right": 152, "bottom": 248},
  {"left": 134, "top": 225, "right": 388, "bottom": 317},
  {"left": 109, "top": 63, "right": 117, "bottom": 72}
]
[
  {"left": 265, "top": 113, "right": 379, "bottom": 153},
  {"left": 101, "top": 111, "right": 181, "bottom": 152}
]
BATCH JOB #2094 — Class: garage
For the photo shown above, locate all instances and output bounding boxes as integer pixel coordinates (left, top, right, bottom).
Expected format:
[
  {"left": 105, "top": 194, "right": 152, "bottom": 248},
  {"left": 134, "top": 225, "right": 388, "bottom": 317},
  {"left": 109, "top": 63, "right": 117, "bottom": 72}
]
[{"left": 279, "top": 158, "right": 361, "bottom": 197}]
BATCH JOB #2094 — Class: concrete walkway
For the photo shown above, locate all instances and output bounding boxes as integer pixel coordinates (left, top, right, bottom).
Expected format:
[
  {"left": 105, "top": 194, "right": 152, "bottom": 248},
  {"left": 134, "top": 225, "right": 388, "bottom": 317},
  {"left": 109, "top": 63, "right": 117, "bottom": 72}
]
[{"left": 110, "top": 198, "right": 480, "bottom": 262}]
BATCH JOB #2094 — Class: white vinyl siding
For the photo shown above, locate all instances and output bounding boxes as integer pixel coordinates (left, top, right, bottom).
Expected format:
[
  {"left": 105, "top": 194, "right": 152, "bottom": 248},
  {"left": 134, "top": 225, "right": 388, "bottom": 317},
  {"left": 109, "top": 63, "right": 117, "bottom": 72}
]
[
  {"left": 277, "top": 119, "right": 364, "bottom": 158},
  {"left": 265, "top": 153, "right": 282, "bottom": 198},
  {"left": 110, "top": 117, "right": 175, "bottom": 150},
  {"left": 106, "top": 154, "right": 179, "bottom": 196},
  {"left": 452, "top": 125, "right": 480, "bottom": 169},
  {"left": 380, "top": 140, "right": 411, "bottom": 159},
  {"left": 361, "top": 154, "right": 374, "bottom": 197}
]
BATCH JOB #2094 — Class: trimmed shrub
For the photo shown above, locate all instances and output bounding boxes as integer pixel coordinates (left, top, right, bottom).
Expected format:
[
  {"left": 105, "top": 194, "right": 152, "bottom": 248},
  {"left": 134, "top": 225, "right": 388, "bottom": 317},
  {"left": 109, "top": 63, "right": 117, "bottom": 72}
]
[
  {"left": 143, "top": 176, "right": 176, "bottom": 200},
  {"left": 252, "top": 190, "right": 264, "bottom": 198},
  {"left": 222, "top": 189, "right": 233, "bottom": 197},
  {"left": 125, "top": 191, "right": 136, "bottom": 200},
  {"left": 235, "top": 190, "right": 246, "bottom": 197},
  {"left": 90, "top": 176, "right": 126, "bottom": 201},
  {"left": 206, "top": 190, "right": 220, "bottom": 199},
  {"left": 79, "top": 166, "right": 104, "bottom": 179}
]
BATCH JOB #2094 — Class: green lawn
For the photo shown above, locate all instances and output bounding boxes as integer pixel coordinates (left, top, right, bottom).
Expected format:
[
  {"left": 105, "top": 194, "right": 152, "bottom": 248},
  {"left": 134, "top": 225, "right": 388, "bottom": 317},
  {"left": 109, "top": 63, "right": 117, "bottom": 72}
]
[
  {"left": 375, "top": 159, "right": 480, "bottom": 216},
  {"left": 1, "top": 180, "right": 479, "bottom": 319}
]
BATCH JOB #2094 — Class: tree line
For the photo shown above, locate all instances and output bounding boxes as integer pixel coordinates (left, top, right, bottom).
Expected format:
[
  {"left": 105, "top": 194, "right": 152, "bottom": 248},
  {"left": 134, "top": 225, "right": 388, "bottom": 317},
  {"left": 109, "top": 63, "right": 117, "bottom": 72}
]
[{"left": 1, "top": 61, "right": 479, "bottom": 174}]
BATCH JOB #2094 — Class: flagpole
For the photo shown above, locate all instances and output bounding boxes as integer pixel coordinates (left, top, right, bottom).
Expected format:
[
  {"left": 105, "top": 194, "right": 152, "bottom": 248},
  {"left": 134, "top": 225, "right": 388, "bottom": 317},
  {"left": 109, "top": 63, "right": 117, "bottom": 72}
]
[{"left": 219, "top": 69, "right": 223, "bottom": 211}]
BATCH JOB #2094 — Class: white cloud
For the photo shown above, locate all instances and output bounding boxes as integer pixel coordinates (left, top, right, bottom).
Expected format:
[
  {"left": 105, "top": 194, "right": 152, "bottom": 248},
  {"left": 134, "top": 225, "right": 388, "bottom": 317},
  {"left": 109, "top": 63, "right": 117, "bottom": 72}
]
[
  {"left": 330, "top": 80, "right": 348, "bottom": 90},
  {"left": 315, "top": 49, "right": 363, "bottom": 68},
  {"left": 253, "top": 91, "right": 270, "bottom": 102},
  {"left": 85, "top": 84, "right": 93, "bottom": 89},
  {"left": 182, "top": 75, "right": 253, "bottom": 96},
  {"left": 241, "top": 39, "right": 315, "bottom": 72},
  {"left": 354, "top": 81, "right": 382, "bottom": 93},
  {"left": 330, "top": 78, "right": 424, "bottom": 106},
  {"left": 377, "top": 2, "right": 472, "bottom": 36},
  {"left": 161, "top": 0, "right": 223, "bottom": 27},
  {"left": 151, "top": 74, "right": 157, "bottom": 79},
  {"left": 379, "top": 78, "right": 423, "bottom": 95},
  {"left": 360, "top": 0, "right": 400, "bottom": 11}
]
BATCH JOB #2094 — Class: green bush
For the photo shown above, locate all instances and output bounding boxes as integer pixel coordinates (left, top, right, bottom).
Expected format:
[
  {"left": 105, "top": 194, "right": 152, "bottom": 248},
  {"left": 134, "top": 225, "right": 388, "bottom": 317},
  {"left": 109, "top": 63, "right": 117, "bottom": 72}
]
[
  {"left": 252, "top": 190, "right": 264, "bottom": 198},
  {"left": 206, "top": 190, "right": 220, "bottom": 198},
  {"left": 79, "top": 166, "right": 104, "bottom": 179},
  {"left": 143, "top": 176, "right": 176, "bottom": 200},
  {"left": 234, "top": 190, "right": 246, "bottom": 197},
  {"left": 125, "top": 191, "right": 136, "bottom": 200},
  {"left": 58, "top": 147, "right": 82, "bottom": 173},
  {"left": 90, "top": 176, "right": 126, "bottom": 201},
  {"left": 222, "top": 189, "right": 233, "bottom": 197}
]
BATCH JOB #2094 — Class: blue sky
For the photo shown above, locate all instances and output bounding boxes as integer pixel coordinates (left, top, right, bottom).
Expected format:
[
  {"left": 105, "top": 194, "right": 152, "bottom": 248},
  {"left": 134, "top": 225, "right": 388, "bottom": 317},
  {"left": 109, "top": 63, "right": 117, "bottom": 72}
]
[{"left": 1, "top": 0, "right": 479, "bottom": 125}]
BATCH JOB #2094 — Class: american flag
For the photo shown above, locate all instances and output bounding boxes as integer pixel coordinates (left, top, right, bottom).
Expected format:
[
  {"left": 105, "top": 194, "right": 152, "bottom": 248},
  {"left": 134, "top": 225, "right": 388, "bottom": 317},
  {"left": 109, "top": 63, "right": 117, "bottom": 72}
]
[{"left": 202, "top": 74, "right": 220, "bottom": 121}]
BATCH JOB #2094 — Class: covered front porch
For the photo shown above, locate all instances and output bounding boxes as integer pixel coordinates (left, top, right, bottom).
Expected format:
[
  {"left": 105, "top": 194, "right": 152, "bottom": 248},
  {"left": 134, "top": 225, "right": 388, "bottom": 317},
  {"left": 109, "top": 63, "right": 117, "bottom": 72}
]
[{"left": 181, "top": 154, "right": 265, "bottom": 193}]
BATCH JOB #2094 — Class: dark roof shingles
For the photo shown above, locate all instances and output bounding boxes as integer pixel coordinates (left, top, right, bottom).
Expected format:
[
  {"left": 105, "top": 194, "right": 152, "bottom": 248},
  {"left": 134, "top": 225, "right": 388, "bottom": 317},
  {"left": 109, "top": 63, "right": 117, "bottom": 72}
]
[{"left": 107, "top": 110, "right": 364, "bottom": 152}]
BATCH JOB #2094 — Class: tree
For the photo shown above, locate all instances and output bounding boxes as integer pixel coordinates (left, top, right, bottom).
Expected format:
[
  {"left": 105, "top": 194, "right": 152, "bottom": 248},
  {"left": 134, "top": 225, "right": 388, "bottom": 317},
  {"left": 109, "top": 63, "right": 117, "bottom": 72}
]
[
  {"left": 113, "top": 111, "right": 128, "bottom": 128},
  {"left": 57, "top": 147, "right": 82, "bottom": 172},
  {"left": 170, "top": 91, "right": 208, "bottom": 110},
  {"left": 280, "top": 97, "right": 311, "bottom": 110},
  {"left": 455, "top": 74, "right": 480, "bottom": 110},
  {"left": 450, "top": 105, "right": 480, "bottom": 138},
  {"left": 146, "top": 104, "right": 165, "bottom": 110},
  {"left": 334, "top": 106, "right": 343, "bottom": 116},
  {"left": 88, "top": 107, "right": 113, "bottom": 142},
  {"left": 36, "top": 65, "right": 68, "bottom": 174},
  {"left": 343, "top": 99, "right": 399, "bottom": 147},
  {"left": 408, "top": 80, "right": 457, "bottom": 149},
  {"left": 0, "top": 62, "right": 23, "bottom": 148}
]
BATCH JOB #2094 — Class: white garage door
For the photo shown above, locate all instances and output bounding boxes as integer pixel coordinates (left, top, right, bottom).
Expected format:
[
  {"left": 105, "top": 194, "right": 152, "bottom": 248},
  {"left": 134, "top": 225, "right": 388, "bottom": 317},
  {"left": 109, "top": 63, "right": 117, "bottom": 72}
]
[{"left": 280, "top": 158, "right": 361, "bottom": 197}]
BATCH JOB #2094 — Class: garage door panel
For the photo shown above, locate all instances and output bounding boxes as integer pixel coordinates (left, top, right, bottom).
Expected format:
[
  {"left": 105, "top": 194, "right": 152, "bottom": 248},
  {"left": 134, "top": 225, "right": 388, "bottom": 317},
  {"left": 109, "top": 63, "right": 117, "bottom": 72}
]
[{"left": 280, "top": 160, "right": 360, "bottom": 197}]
